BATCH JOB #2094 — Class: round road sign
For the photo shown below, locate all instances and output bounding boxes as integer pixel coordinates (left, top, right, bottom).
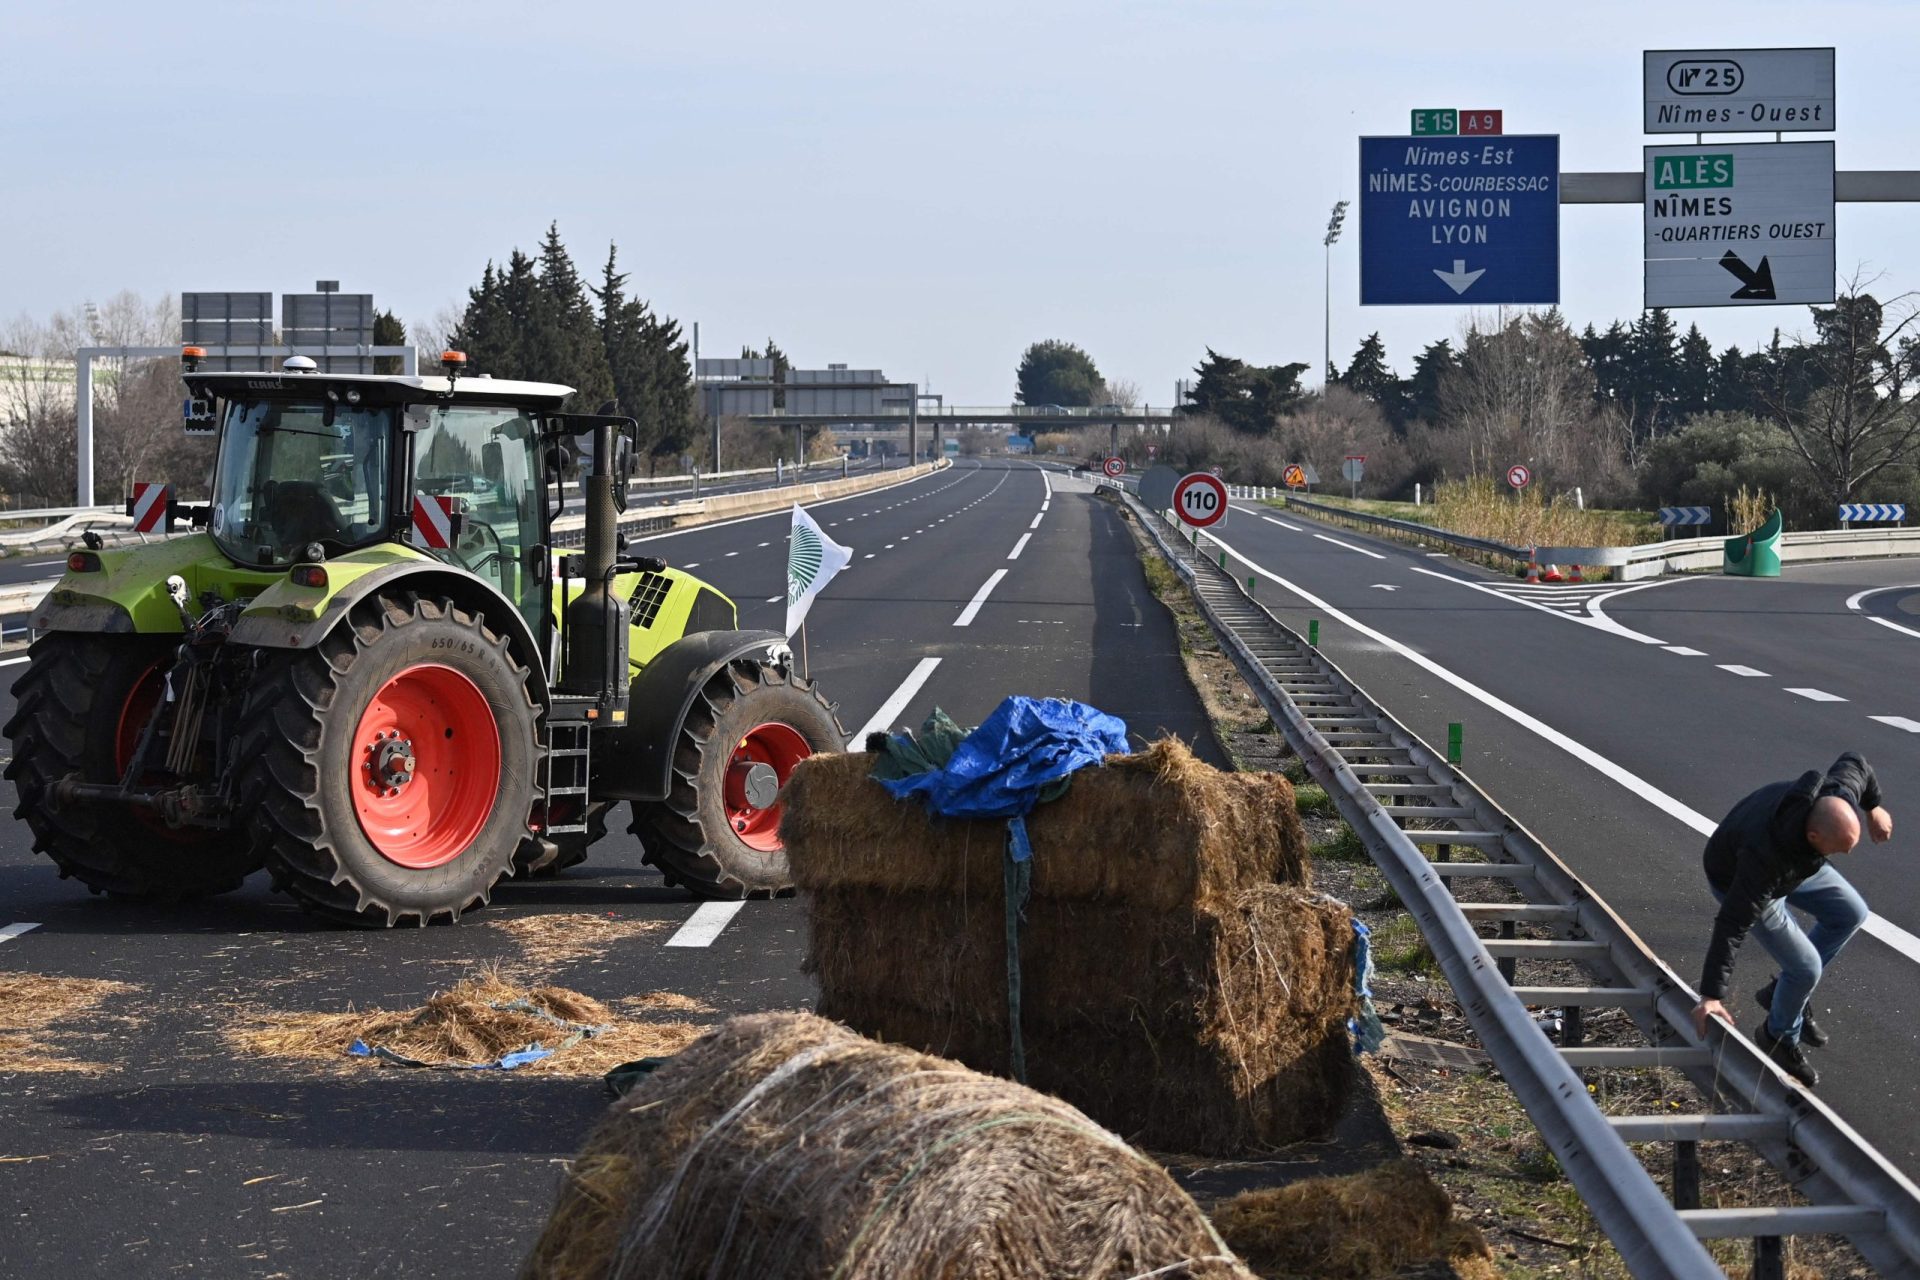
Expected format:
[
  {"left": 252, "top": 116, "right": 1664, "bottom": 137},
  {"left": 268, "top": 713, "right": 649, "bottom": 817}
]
[
  {"left": 1173, "top": 471, "right": 1229, "bottom": 529},
  {"left": 1103, "top": 456, "right": 1127, "bottom": 478},
  {"left": 1507, "top": 463, "right": 1532, "bottom": 490}
]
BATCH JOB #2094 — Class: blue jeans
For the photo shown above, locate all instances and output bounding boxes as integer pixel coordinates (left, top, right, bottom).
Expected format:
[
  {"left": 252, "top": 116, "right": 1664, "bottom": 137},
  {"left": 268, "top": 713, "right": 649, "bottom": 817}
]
[{"left": 1714, "top": 864, "right": 1869, "bottom": 1042}]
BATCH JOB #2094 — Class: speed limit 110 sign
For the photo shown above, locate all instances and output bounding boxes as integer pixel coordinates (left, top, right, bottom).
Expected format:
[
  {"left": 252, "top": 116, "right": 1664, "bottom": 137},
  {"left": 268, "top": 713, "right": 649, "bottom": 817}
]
[{"left": 1173, "top": 471, "right": 1229, "bottom": 529}]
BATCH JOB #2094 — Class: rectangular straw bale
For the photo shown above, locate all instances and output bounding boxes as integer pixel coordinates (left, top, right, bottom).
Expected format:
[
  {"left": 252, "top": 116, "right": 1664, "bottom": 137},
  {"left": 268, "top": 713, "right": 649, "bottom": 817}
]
[
  {"left": 813, "top": 886, "right": 1359, "bottom": 1155},
  {"left": 781, "top": 737, "right": 1307, "bottom": 911},
  {"left": 806, "top": 885, "right": 1354, "bottom": 1035}
]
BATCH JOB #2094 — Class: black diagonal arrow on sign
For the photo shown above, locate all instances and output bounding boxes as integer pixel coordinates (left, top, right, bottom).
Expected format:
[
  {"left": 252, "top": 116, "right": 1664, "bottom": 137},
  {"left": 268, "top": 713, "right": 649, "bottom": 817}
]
[{"left": 1719, "top": 251, "right": 1777, "bottom": 300}]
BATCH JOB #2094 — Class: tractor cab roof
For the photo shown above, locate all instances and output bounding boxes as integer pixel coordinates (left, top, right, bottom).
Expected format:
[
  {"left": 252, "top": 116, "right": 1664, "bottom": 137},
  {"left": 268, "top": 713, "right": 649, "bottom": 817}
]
[{"left": 185, "top": 368, "right": 576, "bottom": 412}]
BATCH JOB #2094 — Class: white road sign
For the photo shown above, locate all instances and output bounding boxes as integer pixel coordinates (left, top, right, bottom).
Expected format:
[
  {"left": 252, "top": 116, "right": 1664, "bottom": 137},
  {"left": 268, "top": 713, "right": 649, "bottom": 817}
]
[
  {"left": 1643, "top": 48, "right": 1834, "bottom": 135},
  {"left": 1643, "top": 141, "right": 1834, "bottom": 309}
]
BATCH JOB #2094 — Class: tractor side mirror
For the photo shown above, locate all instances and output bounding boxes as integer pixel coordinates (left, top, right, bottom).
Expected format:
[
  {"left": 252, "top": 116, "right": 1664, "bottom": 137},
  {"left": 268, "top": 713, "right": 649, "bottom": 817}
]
[{"left": 612, "top": 432, "right": 635, "bottom": 514}]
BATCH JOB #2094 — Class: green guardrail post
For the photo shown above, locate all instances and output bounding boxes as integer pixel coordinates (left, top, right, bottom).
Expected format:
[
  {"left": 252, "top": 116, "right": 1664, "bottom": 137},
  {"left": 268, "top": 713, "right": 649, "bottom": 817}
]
[
  {"left": 1447, "top": 722, "right": 1463, "bottom": 764},
  {"left": 1218, "top": 548, "right": 1227, "bottom": 570},
  {"left": 1308, "top": 619, "right": 1319, "bottom": 646},
  {"left": 1247, "top": 575, "right": 1256, "bottom": 596}
]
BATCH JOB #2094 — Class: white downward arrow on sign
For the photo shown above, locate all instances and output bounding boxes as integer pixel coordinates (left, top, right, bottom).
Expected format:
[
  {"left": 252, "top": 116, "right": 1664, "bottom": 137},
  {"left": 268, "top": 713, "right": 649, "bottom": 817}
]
[{"left": 1433, "top": 260, "right": 1486, "bottom": 295}]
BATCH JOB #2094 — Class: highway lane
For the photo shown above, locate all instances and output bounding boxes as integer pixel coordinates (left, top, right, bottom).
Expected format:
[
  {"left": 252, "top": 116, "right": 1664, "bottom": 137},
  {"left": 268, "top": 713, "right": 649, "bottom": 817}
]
[
  {"left": 0, "top": 458, "right": 1217, "bottom": 1277},
  {"left": 1197, "top": 499, "right": 1920, "bottom": 1173}
]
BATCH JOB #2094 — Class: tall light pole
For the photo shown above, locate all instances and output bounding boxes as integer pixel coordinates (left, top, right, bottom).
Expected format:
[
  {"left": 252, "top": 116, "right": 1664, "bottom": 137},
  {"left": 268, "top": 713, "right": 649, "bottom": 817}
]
[{"left": 1323, "top": 199, "right": 1349, "bottom": 388}]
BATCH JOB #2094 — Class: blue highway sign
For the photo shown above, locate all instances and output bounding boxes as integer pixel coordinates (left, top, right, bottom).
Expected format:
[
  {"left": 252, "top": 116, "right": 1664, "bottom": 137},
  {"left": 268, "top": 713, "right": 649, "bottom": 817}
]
[
  {"left": 1658, "top": 506, "right": 1713, "bottom": 526},
  {"left": 1839, "top": 503, "right": 1905, "bottom": 523},
  {"left": 1359, "top": 134, "right": 1559, "bottom": 306}
]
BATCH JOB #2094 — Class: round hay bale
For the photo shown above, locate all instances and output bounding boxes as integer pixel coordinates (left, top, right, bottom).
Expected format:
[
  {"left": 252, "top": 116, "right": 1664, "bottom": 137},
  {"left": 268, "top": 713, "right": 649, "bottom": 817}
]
[{"left": 522, "top": 1010, "right": 1257, "bottom": 1280}]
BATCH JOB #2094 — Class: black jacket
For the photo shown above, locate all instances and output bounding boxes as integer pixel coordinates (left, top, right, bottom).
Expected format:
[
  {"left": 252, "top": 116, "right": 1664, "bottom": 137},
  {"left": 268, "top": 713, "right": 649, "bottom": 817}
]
[{"left": 1699, "top": 753, "right": 1881, "bottom": 1002}]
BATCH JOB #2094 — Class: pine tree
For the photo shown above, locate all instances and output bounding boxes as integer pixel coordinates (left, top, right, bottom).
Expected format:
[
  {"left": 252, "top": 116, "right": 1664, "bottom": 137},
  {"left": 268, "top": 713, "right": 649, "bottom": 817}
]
[
  {"left": 592, "top": 242, "right": 694, "bottom": 466},
  {"left": 1625, "top": 307, "right": 1680, "bottom": 441},
  {"left": 372, "top": 310, "right": 406, "bottom": 375},
  {"left": 526, "top": 224, "right": 612, "bottom": 407},
  {"left": 1675, "top": 323, "right": 1715, "bottom": 421},
  {"left": 1406, "top": 339, "right": 1457, "bottom": 424},
  {"left": 1339, "top": 332, "right": 1405, "bottom": 425}
]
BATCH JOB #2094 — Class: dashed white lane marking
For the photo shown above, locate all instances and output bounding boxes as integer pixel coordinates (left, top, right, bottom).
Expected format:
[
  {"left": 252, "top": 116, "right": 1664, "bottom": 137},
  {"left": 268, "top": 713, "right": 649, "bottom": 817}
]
[
  {"left": 724, "top": 551, "right": 739, "bottom": 557},
  {"left": 1718, "top": 665, "right": 1770, "bottom": 677},
  {"left": 852, "top": 657, "right": 944, "bottom": 741},
  {"left": 954, "top": 570, "right": 1008, "bottom": 627},
  {"left": 1029, "top": 513, "right": 1043, "bottom": 530},
  {"left": 0, "top": 656, "right": 28, "bottom": 668},
  {"left": 862, "top": 553, "right": 875, "bottom": 559},
  {"left": 1871, "top": 716, "right": 1920, "bottom": 733},
  {"left": 1263, "top": 516, "right": 1305, "bottom": 531},
  {"left": 0, "top": 922, "right": 43, "bottom": 943},
  {"left": 1007, "top": 534, "right": 1031, "bottom": 560},
  {"left": 1311, "top": 533, "right": 1386, "bottom": 560},
  {"left": 665, "top": 902, "right": 745, "bottom": 948},
  {"left": 1206, "top": 529, "right": 1920, "bottom": 970},
  {"left": 764, "top": 596, "right": 781, "bottom": 603},
  {"left": 1786, "top": 688, "right": 1847, "bottom": 702},
  {"left": 1662, "top": 646, "right": 1708, "bottom": 656},
  {"left": 757, "top": 541, "right": 771, "bottom": 547}
]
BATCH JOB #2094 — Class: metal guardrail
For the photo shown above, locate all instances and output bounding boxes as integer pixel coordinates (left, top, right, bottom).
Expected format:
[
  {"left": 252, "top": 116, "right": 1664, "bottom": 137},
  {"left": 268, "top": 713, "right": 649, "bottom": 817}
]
[{"left": 1121, "top": 485, "right": 1920, "bottom": 1280}]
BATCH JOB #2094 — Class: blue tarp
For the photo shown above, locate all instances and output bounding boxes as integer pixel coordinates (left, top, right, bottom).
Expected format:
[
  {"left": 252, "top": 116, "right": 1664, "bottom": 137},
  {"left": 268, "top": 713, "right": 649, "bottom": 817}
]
[{"left": 878, "top": 696, "right": 1129, "bottom": 845}]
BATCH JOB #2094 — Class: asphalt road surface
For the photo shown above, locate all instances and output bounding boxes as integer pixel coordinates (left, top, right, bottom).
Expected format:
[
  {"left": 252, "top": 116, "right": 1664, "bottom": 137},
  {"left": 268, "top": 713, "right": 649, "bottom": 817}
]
[
  {"left": 0, "top": 459, "right": 1223, "bottom": 1278},
  {"left": 1198, "top": 497, "right": 1920, "bottom": 1177}
]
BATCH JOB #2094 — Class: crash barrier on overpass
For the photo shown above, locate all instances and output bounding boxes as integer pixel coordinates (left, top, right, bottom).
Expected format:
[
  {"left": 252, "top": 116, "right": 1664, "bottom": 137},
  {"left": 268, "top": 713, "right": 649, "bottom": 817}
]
[
  {"left": 1280, "top": 494, "right": 1920, "bottom": 582},
  {"left": 1124, "top": 485, "right": 1920, "bottom": 1278}
]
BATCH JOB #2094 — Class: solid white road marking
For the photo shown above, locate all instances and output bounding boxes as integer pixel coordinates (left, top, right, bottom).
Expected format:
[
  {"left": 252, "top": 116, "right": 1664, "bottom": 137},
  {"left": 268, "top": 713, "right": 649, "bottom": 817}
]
[
  {"left": 0, "top": 923, "right": 41, "bottom": 944},
  {"left": 1717, "top": 665, "right": 1770, "bottom": 677},
  {"left": 665, "top": 902, "right": 745, "bottom": 948},
  {"left": 1262, "top": 516, "right": 1305, "bottom": 531},
  {"left": 0, "top": 656, "right": 29, "bottom": 668},
  {"left": 1786, "top": 688, "right": 1847, "bottom": 702},
  {"left": 1663, "top": 646, "right": 1708, "bottom": 656},
  {"left": 1871, "top": 716, "right": 1920, "bottom": 733},
  {"left": 1869, "top": 616, "right": 1920, "bottom": 642},
  {"left": 1312, "top": 534, "right": 1386, "bottom": 560},
  {"left": 1007, "top": 534, "right": 1031, "bottom": 560},
  {"left": 853, "top": 657, "right": 944, "bottom": 741},
  {"left": 954, "top": 570, "right": 1008, "bottom": 627},
  {"left": 1205, "top": 530, "right": 1920, "bottom": 969}
]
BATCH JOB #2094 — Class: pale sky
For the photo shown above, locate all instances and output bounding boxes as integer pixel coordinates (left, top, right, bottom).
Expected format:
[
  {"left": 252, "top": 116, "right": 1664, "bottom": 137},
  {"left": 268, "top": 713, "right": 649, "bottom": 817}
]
[{"left": 4, "top": 1, "right": 1915, "bottom": 402}]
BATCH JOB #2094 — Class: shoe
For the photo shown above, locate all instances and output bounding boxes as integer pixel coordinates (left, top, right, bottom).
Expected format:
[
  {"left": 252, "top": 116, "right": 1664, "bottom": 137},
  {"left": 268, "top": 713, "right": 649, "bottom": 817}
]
[
  {"left": 1756, "top": 1021, "right": 1819, "bottom": 1089},
  {"left": 1756, "top": 981, "right": 1829, "bottom": 1048}
]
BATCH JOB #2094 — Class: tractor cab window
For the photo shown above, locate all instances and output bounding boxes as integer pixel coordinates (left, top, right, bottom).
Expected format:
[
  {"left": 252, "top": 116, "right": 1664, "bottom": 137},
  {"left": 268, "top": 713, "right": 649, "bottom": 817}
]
[
  {"left": 210, "top": 399, "right": 393, "bottom": 566},
  {"left": 407, "top": 404, "right": 544, "bottom": 628}
]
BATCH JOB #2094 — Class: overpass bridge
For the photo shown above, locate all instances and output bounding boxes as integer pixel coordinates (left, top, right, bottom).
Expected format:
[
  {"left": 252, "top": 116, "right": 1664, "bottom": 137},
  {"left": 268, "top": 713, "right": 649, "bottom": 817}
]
[{"left": 747, "top": 405, "right": 1176, "bottom": 460}]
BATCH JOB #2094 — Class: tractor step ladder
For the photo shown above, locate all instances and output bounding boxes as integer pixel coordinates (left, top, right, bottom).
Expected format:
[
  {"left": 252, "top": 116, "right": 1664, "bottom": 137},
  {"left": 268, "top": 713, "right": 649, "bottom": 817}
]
[{"left": 541, "top": 719, "right": 593, "bottom": 835}]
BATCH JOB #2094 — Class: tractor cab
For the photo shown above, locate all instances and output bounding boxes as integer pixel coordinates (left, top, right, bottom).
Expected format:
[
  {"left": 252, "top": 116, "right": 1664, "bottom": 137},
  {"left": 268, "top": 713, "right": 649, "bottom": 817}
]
[{"left": 185, "top": 354, "right": 571, "bottom": 638}]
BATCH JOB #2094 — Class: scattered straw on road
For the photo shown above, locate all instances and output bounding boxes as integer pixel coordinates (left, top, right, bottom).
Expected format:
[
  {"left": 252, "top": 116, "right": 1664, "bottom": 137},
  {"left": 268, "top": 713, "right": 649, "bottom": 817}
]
[
  {"left": 0, "top": 971, "right": 138, "bottom": 1074},
  {"left": 488, "top": 913, "right": 671, "bottom": 969}
]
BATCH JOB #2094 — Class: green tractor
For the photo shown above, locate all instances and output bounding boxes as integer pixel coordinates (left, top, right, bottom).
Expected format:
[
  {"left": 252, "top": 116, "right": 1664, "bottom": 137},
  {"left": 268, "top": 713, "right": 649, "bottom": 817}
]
[{"left": 4, "top": 350, "right": 844, "bottom": 925}]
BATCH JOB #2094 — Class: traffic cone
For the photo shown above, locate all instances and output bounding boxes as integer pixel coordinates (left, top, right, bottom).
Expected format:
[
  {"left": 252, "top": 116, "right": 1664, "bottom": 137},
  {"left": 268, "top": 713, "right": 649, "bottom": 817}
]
[
  {"left": 1544, "top": 563, "right": 1565, "bottom": 583},
  {"left": 1569, "top": 564, "right": 1585, "bottom": 583},
  {"left": 1524, "top": 550, "right": 1541, "bottom": 584}
]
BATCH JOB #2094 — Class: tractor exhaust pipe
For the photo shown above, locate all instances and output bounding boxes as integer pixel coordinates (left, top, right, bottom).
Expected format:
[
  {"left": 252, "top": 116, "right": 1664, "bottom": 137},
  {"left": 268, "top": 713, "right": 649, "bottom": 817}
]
[{"left": 561, "top": 421, "right": 620, "bottom": 696}]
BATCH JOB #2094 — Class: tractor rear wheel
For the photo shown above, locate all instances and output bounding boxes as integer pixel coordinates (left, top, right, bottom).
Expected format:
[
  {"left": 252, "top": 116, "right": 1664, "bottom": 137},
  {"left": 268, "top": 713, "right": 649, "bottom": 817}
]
[
  {"left": 630, "top": 659, "right": 843, "bottom": 899},
  {"left": 4, "top": 634, "right": 260, "bottom": 898},
  {"left": 235, "top": 593, "right": 539, "bottom": 927}
]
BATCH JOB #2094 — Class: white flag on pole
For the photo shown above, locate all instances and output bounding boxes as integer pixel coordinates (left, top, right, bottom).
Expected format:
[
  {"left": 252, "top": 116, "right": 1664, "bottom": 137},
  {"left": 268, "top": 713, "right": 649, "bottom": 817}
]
[{"left": 786, "top": 504, "right": 853, "bottom": 636}]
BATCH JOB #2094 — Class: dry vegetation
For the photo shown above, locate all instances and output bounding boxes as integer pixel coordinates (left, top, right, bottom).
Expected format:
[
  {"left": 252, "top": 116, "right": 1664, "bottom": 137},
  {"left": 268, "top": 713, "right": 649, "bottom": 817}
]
[
  {"left": 225, "top": 970, "right": 703, "bottom": 1077},
  {"left": 488, "top": 913, "right": 672, "bottom": 969},
  {"left": 1428, "top": 478, "right": 1657, "bottom": 550},
  {"left": 0, "top": 971, "right": 138, "bottom": 1074}
]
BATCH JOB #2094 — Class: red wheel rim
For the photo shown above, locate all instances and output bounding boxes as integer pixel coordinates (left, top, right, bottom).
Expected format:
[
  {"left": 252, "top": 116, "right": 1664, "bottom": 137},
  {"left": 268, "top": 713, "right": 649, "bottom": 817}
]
[
  {"left": 723, "top": 721, "right": 811, "bottom": 852},
  {"left": 114, "top": 660, "right": 206, "bottom": 845},
  {"left": 351, "top": 663, "right": 501, "bottom": 869}
]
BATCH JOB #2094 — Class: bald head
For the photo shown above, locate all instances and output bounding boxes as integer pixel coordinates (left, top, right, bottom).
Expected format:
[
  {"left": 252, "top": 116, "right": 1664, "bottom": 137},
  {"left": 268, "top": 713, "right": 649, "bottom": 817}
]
[{"left": 1808, "top": 796, "right": 1862, "bottom": 855}]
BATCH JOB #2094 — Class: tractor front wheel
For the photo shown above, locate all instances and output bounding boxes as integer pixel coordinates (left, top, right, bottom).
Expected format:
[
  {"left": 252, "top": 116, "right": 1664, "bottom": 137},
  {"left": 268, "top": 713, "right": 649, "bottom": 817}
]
[
  {"left": 236, "top": 593, "right": 539, "bottom": 926},
  {"left": 4, "top": 634, "right": 259, "bottom": 898},
  {"left": 630, "top": 659, "right": 843, "bottom": 898}
]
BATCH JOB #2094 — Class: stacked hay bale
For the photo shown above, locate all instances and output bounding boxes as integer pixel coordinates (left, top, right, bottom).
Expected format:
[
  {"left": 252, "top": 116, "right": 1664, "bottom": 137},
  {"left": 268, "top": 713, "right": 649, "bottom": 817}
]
[
  {"left": 781, "top": 736, "right": 1357, "bottom": 1155},
  {"left": 522, "top": 1011, "right": 1257, "bottom": 1280}
]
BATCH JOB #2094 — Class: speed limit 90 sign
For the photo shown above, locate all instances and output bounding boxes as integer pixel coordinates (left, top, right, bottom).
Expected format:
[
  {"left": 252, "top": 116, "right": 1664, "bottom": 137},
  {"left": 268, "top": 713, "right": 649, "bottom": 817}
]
[{"left": 1173, "top": 471, "right": 1229, "bottom": 529}]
